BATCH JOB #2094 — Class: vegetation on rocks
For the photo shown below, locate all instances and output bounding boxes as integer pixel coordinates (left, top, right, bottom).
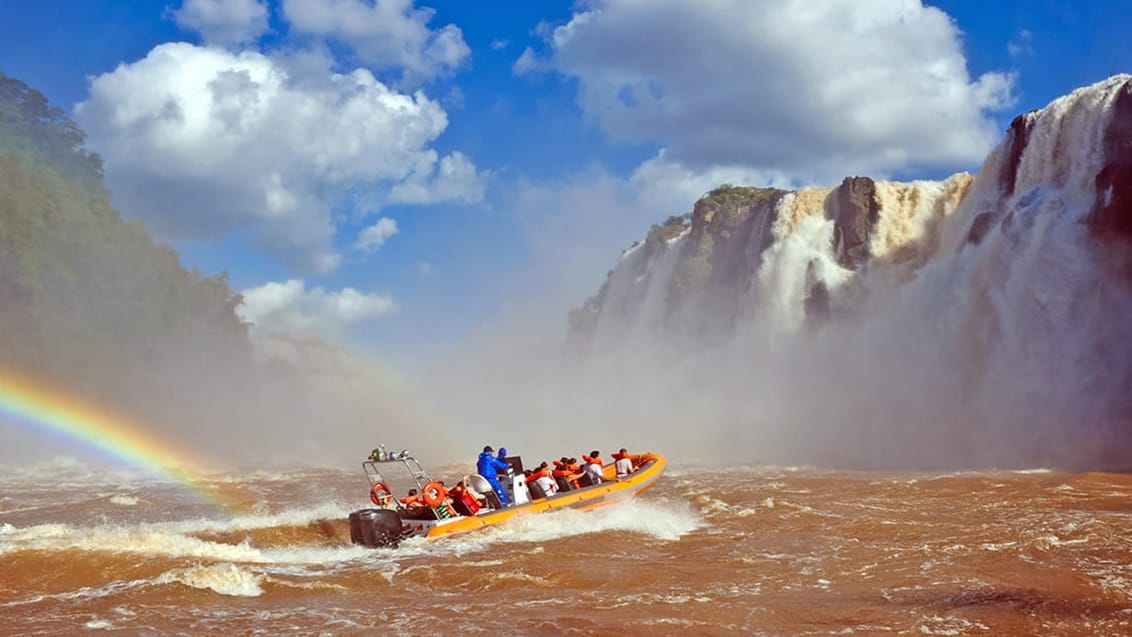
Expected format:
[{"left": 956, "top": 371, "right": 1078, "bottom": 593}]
[{"left": 0, "top": 71, "right": 253, "bottom": 427}]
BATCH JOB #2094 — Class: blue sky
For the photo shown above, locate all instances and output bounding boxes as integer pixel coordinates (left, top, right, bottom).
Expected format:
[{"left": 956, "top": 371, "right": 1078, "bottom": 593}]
[{"left": 1, "top": 0, "right": 1130, "bottom": 367}]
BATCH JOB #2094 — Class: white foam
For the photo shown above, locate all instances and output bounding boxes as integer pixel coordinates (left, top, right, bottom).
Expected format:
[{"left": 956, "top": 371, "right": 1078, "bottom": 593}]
[
  {"left": 157, "top": 563, "right": 263, "bottom": 597},
  {"left": 108, "top": 495, "right": 139, "bottom": 506},
  {"left": 402, "top": 497, "right": 697, "bottom": 558},
  {"left": 84, "top": 619, "right": 113, "bottom": 630},
  {"left": 159, "top": 501, "right": 355, "bottom": 535},
  {"left": 0, "top": 515, "right": 371, "bottom": 565}
]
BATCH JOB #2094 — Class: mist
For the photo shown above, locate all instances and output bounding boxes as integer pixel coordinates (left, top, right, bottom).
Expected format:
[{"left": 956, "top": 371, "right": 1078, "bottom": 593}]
[
  {"left": 5, "top": 73, "right": 1130, "bottom": 475},
  {"left": 404, "top": 76, "right": 1132, "bottom": 472}
]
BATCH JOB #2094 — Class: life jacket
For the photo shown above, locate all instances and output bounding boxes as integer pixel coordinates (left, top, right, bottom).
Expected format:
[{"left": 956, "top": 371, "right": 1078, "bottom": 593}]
[
  {"left": 458, "top": 489, "right": 480, "bottom": 514},
  {"left": 612, "top": 451, "right": 636, "bottom": 471},
  {"left": 565, "top": 462, "right": 584, "bottom": 487},
  {"left": 400, "top": 494, "right": 423, "bottom": 507},
  {"left": 582, "top": 454, "right": 603, "bottom": 468},
  {"left": 525, "top": 466, "right": 549, "bottom": 483},
  {"left": 550, "top": 466, "right": 577, "bottom": 489}
]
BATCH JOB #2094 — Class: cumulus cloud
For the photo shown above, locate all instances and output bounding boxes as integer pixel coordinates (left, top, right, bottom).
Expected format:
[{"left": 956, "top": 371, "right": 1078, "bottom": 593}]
[
  {"left": 629, "top": 150, "right": 795, "bottom": 213},
  {"left": 75, "top": 43, "right": 484, "bottom": 274},
  {"left": 512, "top": 47, "right": 541, "bottom": 75},
  {"left": 356, "top": 217, "right": 399, "bottom": 253},
  {"left": 172, "top": 0, "right": 270, "bottom": 46},
  {"left": 281, "top": 0, "right": 470, "bottom": 84},
  {"left": 528, "top": 0, "right": 1016, "bottom": 181},
  {"left": 238, "top": 279, "right": 398, "bottom": 335},
  {"left": 388, "top": 150, "right": 486, "bottom": 204}
]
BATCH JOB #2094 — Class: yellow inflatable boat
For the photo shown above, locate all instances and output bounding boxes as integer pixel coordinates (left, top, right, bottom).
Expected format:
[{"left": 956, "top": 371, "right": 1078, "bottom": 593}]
[{"left": 347, "top": 448, "right": 666, "bottom": 548}]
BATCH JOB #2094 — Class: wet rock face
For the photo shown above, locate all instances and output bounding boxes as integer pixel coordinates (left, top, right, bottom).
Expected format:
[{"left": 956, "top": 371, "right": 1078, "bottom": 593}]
[
  {"left": 831, "top": 176, "right": 879, "bottom": 269},
  {"left": 1090, "top": 77, "right": 1132, "bottom": 238},
  {"left": 1000, "top": 112, "right": 1036, "bottom": 197},
  {"left": 966, "top": 211, "right": 1002, "bottom": 246}
]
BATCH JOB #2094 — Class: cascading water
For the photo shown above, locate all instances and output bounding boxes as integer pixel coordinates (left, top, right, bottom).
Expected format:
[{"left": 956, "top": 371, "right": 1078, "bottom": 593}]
[{"left": 567, "top": 75, "right": 1132, "bottom": 469}]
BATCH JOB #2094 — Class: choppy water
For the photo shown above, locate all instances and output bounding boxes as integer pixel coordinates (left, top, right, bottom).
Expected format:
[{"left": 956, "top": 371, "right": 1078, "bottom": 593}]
[{"left": 2, "top": 460, "right": 1132, "bottom": 635}]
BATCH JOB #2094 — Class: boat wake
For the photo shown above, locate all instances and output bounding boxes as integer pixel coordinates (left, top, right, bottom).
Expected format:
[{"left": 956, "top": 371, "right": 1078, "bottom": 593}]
[{"left": 404, "top": 497, "right": 701, "bottom": 557}]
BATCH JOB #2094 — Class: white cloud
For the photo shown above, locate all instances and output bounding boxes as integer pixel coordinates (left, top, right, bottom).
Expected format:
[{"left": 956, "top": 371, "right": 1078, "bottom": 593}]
[
  {"left": 629, "top": 150, "right": 795, "bottom": 214},
  {"left": 238, "top": 279, "right": 398, "bottom": 335},
  {"left": 389, "top": 150, "right": 486, "bottom": 205},
  {"left": 443, "top": 85, "right": 465, "bottom": 110},
  {"left": 281, "top": 0, "right": 470, "bottom": 84},
  {"left": 75, "top": 43, "right": 484, "bottom": 274},
  {"left": 499, "top": 155, "right": 783, "bottom": 314},
  {"left": 512, "top": 46, "right": 540, "bottom": 75},
  {"left": 172, "top": 0, "right": 270, "bottom": 46},
  {"left": 1007, "top": 29, "right": 1034, "bottom": 59},
  {"left": 491, "top": 39, "right": 510, "bottom": 51},
  {"left": 356, "top": 217, "right": 399, "bottom": 253},
  {"left": 532, "top": 0, "right": 1016, "bottom": 181}
]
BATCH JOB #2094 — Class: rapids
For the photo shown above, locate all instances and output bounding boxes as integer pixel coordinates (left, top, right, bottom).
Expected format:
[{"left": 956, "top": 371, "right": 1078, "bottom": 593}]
[{"left": 2, "top": 462, "right": 1131, "bottom": 635}]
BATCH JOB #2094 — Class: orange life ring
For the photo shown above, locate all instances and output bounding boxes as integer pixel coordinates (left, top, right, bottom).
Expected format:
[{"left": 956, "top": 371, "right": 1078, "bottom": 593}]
[
  {"left": 370, "top": 482, "right": 392, "bottom": 506},
  {"left": 422, "top": 481, "right": 445, "bottom": 507}
]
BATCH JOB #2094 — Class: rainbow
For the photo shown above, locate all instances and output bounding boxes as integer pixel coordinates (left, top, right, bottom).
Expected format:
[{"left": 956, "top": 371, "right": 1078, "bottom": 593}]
[{"left": 0, "top": 367, "right": 237, "bottom": 510}]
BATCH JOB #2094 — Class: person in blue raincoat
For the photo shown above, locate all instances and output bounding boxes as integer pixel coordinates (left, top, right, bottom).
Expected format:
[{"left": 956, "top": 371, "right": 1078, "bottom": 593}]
[{"left": 477, "top": 445, "right": 511, "bottom": 506}]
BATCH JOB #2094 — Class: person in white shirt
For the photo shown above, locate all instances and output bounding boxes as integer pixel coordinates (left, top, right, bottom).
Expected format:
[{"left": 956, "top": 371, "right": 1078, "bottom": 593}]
[
  {"left": 583, "top": 450, "right": 604, "bottom": 485},
  {"left": 614, "top": 448, "right": 634, "bottom": 478}
]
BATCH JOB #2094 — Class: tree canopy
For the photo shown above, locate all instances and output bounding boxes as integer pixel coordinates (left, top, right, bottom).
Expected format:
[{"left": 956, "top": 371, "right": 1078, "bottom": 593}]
[{"left": 0, "top": 71, "right": 253, "bottom": 435}]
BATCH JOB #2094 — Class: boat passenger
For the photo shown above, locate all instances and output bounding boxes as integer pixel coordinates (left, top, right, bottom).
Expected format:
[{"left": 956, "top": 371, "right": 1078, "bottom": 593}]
[
  {"left": 448, "top": 480, "right": 480, "bottom": 516},
  {"left": 613, "top": 448, "right": 635, "bottom": 479},
  {"left": 582, "top": 451, "right": 604, "bottom": 485},
  {"left": 567, "top": 458, "right": 584, "bottom": 487},
  {"left": 552, "top": 457, "right": 582, "bottom": 490},
  {"left": 399, "top": 488, "right": 425, "bottom": 508},
  {"left": 526, "top": 461, "right": 557, "bottom": 497},
  {"left": 477, "top": 445, "right": 511, "bottom": 507}
]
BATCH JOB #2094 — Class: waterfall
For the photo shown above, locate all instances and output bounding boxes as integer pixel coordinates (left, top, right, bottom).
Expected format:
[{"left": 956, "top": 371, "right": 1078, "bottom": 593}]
[{"left": 567, "top": 75, "right": 1132, "bottom": 469}]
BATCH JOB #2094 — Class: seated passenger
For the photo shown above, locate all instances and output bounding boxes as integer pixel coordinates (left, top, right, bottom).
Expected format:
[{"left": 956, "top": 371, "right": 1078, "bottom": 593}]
[
  {"left": 582, "top": 450, "right": 604, "bottom": 485},
  {"left": 448, "top": 480, "right": 482, "bottom": 516},
  {"left": 399, "top": 488, "right": 425, "bottom": 508},
  {"left": 552, "top": 457, "right": 582, "bottom": 490},
  {"left": 528, "top": 461, "right": 557, "bottom": 497},
  {"left": 566, "top": 457, "right": 583, "bottom": 486},
  {"left": 613, "top": 448, "right": 635, "bottom": 478}
]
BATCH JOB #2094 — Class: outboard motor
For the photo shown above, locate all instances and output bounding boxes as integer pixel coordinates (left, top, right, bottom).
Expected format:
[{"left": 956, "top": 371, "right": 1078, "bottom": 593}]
[{"left": 348, "top": 508, "right": 403, "bottom": 548}]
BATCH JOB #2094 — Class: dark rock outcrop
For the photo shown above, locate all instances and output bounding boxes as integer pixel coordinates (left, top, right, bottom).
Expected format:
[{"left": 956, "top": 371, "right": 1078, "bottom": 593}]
[
  {"left": 829, "top": 176, "right": 879, "bottom": 269},
  {"left": 1089, "top": 77, "right": 1132, "bottom": 238},
  {"left": 1000, "top": 112, "right": 1036, "bottom": 197},
  {"left": 966, "top": 211, "right": 1002, "bottom": 246}
]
